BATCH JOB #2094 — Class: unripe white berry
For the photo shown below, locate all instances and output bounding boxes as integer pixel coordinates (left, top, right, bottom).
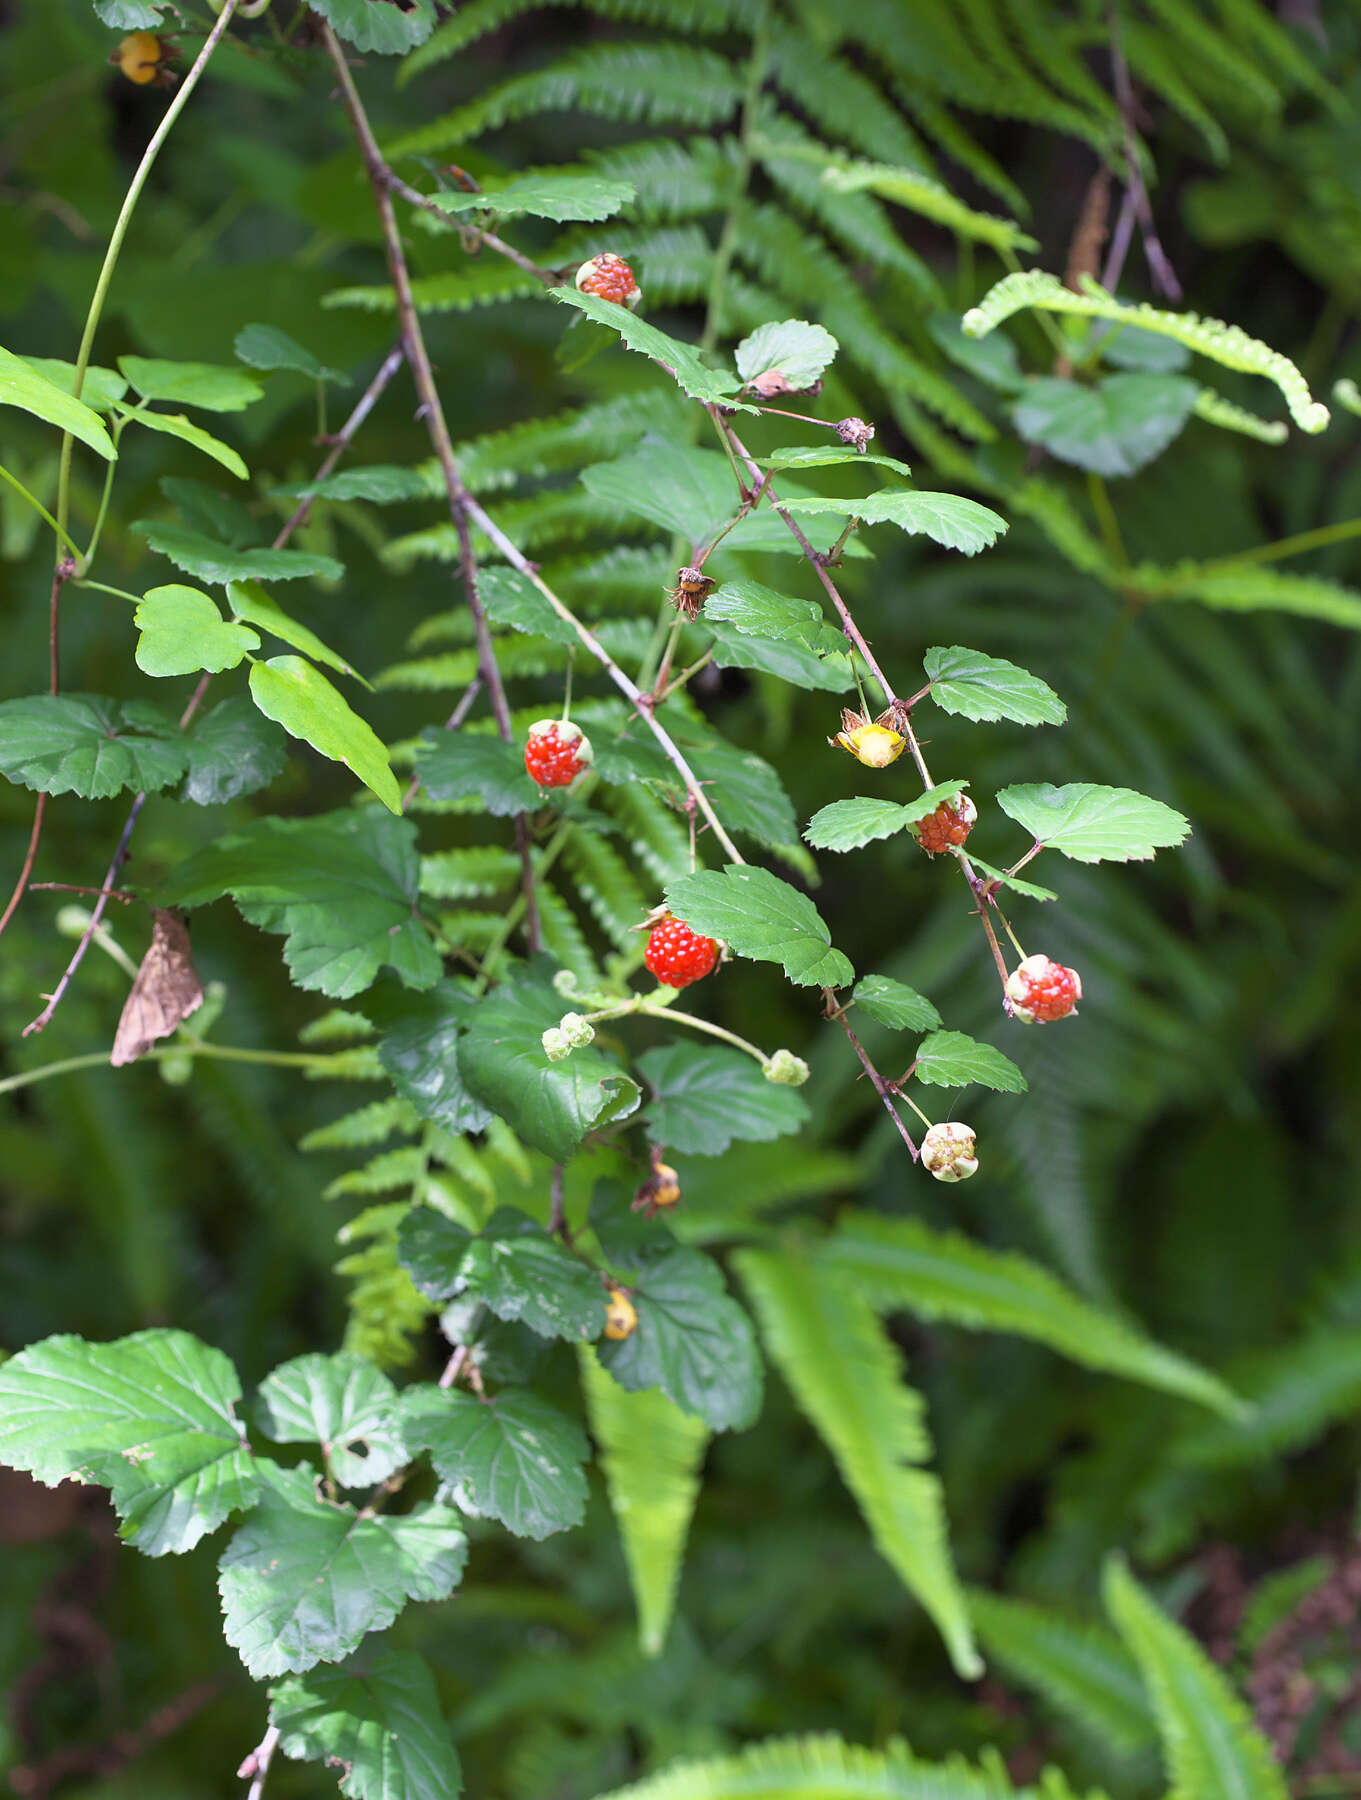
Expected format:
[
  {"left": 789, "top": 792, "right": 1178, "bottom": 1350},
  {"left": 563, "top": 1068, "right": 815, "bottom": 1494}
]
[
  {"left": 920, "top": 1121, "right": 979, "bottom": 1183},
  {"left": 763, "top": 1048, "right": 810, "bottom": 1086}
]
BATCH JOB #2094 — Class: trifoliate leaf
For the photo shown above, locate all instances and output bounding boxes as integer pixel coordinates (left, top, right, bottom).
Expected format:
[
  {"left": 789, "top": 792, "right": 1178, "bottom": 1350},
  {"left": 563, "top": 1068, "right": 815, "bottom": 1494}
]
[
  {"left": 413, "top": 730, "right": 539, "bottom": 817},
  {"left": 116, "top": 407, "right": 247, "bottom": 480},
  {"left": 596, "top": 1247, "right": 763, "bottom": 1432},
  {"left": 118, "top": 356, "right": 263, "bottom": 413},
  {"left": 1012, "top": 374, "right": 1200, "bottom": 478},
  {"left": 782, "top": 489, "right": 1008, "bottom": 555},
  {"left": 457, "top": 961, "right": 640, "bottom": 1160},
  {"left": 217, "top": 1463, "right": 466, "bottom": 1679},
  {"left": 271, "top": 1647, "right": 460, "bottom": 1800},
  {"left": 397, "top": 1204, "right": 607, "bottom": 1341},
  {"left": 255, "top": 1352, "right": 406, "bottom": 1489},
  {"left": 803, "top": 782, "right": 970, "bottom": 853},
  {"left": 0, "top": 345, "right": 116, "bottom": 459},
  {"left": 852, "top": 976, "right": 942, "bottom": 1033},
  {"left": 402, "top": 1385, "right": 589, "bottom": 1539},
  {"left": 134, "top": 584, "right": 260, "bottom": 678},
  {"left": 292, "top": 0, "right": 438, "bottom": 53},
  {"left": 228, "top": 581, "right": 362, "bottom": 680},
  {"left": 181, "top": 697, "right": 288, "bottom": 805},
  {"left": 638, "top": 1043, "right": 808, "bottom": 1156},
  {"left": 996, "top": 782, "right": 1191, "bottom": 862},
  {"left": 249, "top": 656, "right": 400, "bottom": 813},
  {"left": 159, "top": 810, "right": 440, "bottom": 999},
  {"left": 924, "top": 645, "right": 1066, "bottom": 726},
  {"left": 428, "top": 173, "right": 634, "bottom": 223},
  {"left": 134, "top": 519, "right": 342, "bottom": 582},
  {"left": 550, "top": 287, "right": 752, "bottom": 410},
  {"left": 364, "top": 980, "right": 492, "bottom": 1135},
  {"left": 0, "top": 693, "right": 185, "bottom": 798},
  {"left": 0, "top": 1328, "right": 259, "bottom": 1556},
  {"left": 913, "top": 1029, "right": 1026, "bottom": 1094},
  {"left": 666, "top": 865, "right": 851, "bottom": 988},
  {"left": 233, "top": 324, "right": 350, "bottom": 385},
  {"left": 21, "top": 357, "right": 129, "bottom": 413},
  {"left": 734, "top": 319, "right": 838, "bottom": 393}
]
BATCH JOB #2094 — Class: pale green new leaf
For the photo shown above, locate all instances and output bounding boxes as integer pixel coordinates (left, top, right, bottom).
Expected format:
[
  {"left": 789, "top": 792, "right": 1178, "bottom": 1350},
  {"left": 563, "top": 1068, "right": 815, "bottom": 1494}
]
[
  {"left": 852, "top": 975, "right": 941, "bottom": 1033},
  {"left": 134, "top": 585, "right": 259, "bottom": 678},
  {"left": 117, "top": 407, "right": 247, "bottom": 478},
  {"left": 734, "top": 320, "right": 838, "bottom": 390},
  {"left": 579, "top": 1346, "right": 707, "bottom": 1658},
  {"left": 428, "top": 173, "right": 634, "bottom": 222},
  {"left": 271, "top": 1647, "right": 461, "bottom": 1800},
  {"left": 118, "top": 356, "right": 263, "bottom": 413},
  {"left": 820, "top": 1213, "right": 1244, "bottom": 1417},
  {"left": 804, "top": 783, "right": 970, "bottom": 853},
  {"left": 1104, "top": 1558, "right": 1290, "bottom": 1800},
  {"left": 550, "top": 288, "right": 752, "bottom": 409},
  {"left": 0, "top": 345, "right": 117, "bottom": 459},
  {"left": 229, "top": 581, "right": 362, "bottom": 681},
  {"left": 665, "top": 865, "right": 853, "bottom": 988},
  {"left": 249, "top": 656, "right": 401, "bottom": 814},
  {"left": 924, "top": 647, "right": 1066, "bottom": 727},
  {"left": 996, "top": 783, "right": 1190, "bottom": 863},
  {"left": 736, "top": 1249, "right": 980, "bottom": 1680},
  {"left": 913, "top": 1030, "right": 1026, "bottom": 1094},
  {"left": 0, "top": 1329, "right": 259, "bottom": 1555},
  {"left": 255, "top": 1352, "right": 406, "bottom": 1489}
]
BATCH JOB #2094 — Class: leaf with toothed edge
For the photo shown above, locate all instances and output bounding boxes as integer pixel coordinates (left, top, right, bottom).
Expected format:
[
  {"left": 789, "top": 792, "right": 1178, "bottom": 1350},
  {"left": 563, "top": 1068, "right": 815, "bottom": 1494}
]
[
  {"left": 665, "top": 865, "right": 853, "bottom": 989},
  {"left": 270, "top": 1646, "right": 461, "bottom": 1800}
]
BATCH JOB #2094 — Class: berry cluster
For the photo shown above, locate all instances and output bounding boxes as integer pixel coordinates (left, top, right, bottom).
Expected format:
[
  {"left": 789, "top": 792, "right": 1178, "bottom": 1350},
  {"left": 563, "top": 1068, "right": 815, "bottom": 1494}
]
[
  {"left": 574, "top": 253, "right": 641, "bottom": 308},
  {"left": 1006, "top": 953, "right": 1082, "bottom": 1023},
  {"left": 524, "top": 719, "right": 593, "bottom": 789},
  {"left": 644, "top": 912, "right": 719, "bottom": 989},
  {"left": 915, "top": 794, "right": 978, "bottom": 855}
]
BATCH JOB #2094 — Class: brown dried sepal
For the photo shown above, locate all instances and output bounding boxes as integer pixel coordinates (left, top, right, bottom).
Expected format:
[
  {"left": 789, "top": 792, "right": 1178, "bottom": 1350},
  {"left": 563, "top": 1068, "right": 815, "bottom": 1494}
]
[
  {"left": 835, "top": 417, "right": 875, "bottom": 453},
  {"left": 748, "top": 368, "right": 824, "bottom": 399},
  {"left": 110, "top": 909, "right": 204, "bottom": 1067},
  {"left": 666, "top": 565, "right": 716, "bottom": 621}
]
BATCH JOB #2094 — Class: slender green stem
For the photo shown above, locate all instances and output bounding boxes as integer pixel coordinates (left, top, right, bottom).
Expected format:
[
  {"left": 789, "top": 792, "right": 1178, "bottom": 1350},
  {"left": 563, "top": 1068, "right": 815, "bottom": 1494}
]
[
  {"left": 897, "top": 1087, "right": 934, "bottom": 1131},
  {"left": 73, "top": 579, "right": 141, "bottom": 604},
  {"left": 583, "top": 995, "right": 769, "bottom": 1066},
  {"left": 1196, "top": 515, "right": 1361, "bottom": 574},
  {"left": 54, "top": 0, "right": 241, "bottom": 549},
  {"left": 1086, "top": 472, "right": 1128, "bottom": 570},
  {"left": 0, "top": 1038, "right": 342, "bottom": 1099},
  {"left": 79, "top": 417, "right": 126, "bottom": 571},
  {"left": 0, "top": 461, "right": 80, "bottom": 558},
  {"left": 659, "top": 648, "right": 713, "bottom": 700}
]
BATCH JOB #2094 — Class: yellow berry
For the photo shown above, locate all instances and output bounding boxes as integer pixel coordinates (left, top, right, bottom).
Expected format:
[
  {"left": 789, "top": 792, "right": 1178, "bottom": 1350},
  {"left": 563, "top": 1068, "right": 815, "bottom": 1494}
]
[
  {"left": 116, "top": 31, "right": 164, "bottom": 84},
  {"left": 603, "top": 1288, "right": 638, "bottom": 1340}
]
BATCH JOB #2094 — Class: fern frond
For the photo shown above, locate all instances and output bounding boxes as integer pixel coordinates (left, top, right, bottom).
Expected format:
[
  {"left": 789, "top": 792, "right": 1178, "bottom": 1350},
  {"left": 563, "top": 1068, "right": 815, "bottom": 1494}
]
[
  {"left": 421, "top": 846, "right": 523, "bottom": 901},
  {"left": 1191, "top": 390, "right": 1288, "bottom": 443},
  {"left": 571, "top": 224, "right": 715, "bottom": 304},
  {"left": 384, "top": 491, "right": 643, "bottom": 569},
  {"left": 302, "top": 1047, "right": 384, "bottom": 1082},
  {"left": 335, "top": 1201, "right": 432, "bottom": 1369},
  {"left": 963, "top": 273, "right": 1329, "bottom": 432},
  {"left": 605, "top": 783, "right": 693, "bottom": 888},
  {"left": 1008, "top": 478, "right": 1120, "bottom": 582},
  {"left": 585, "top": 137, "right": 738, "bottom": 221},
  {"left": 579, "top": 1345, "right": 708, "bottom": 1657},
  {"left": 561, "top": 831, "right": 649, "bottom": 951},
  {"left": 736, "top": 1248, "right": 980, "bottom": 1680},
  {"left": 1103, "top": 1558, "right": 1290, "bottom": 1800},
  {"left": 819, "top": 159, "right": 1036, "bottom": 253},
  {"left": 768, "top": 25, "right": 934, "bottom": 171},
  {"left": 591, "top": 1732, "right": 1046, "bottom": 1800},
  {"left": 1135, "top": 560, "right": 1361, "bottom": 630},
  {"left": 385, "top": 45, "right": 744, "bottom": 160},
  {"left": 897, "top": 92, "right": 1029, "bottom": 216},
  {"left": 1000, "top": 0, "right": 1121, "bottom": 122},
  {"left": 324, "top": 1146, "right": 428, "bottom": 1200},
  {"left": 455, "top": 391, "right": 687, "bottom": 495},
  {"left": 298, "top": 1007, "right": 375, "bottom": 1045},
  {"left": 376, "top": 644, "right": 561, "bottom": 691},
  {"left": 546, "top": 544, "right": 677, "bottom": 608},
  {"left": 324, "top": 262, "right": 544, "bottom": 315},
  {"left": 535, "top": 882, "right": 602, "bottom": 988},
  {"left": 1210, "top": 0, "right": 1346, "bottom": 115},
  {"left": 1143, "top": 0, "right": 1281, "bottom": 119},
  {"left": 1121, "top": 24, "right": 1229, "bottom": 164},
  {"left": 819, "top": 1212, "right": 1244, "bottom": 1418},
  {"left": 967, "top": 1589, "right": 1155, "bottom": 1758},
  {"left": 300, "top": 1097, "right": 420, "bottom": 1152},
  {"left": 1173, "top": 1329, "right": 1361, "bottom": 1469}
]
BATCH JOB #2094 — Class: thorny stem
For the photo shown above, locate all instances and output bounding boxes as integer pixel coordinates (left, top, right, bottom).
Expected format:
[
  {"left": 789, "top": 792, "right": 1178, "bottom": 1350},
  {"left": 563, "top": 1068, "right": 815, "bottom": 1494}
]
[
  {"left": 835, "top": 1011, "right": 919, "bottom": 1160},
  {"left": 1101, "top": 2, "right": 1181, "bottom": 300},
  {"left": 324, "top": 27, "right": 541, "bottom": 953},
  {"left": 383, "top": 170, "right": 555, "bottom": 288},
  {"left": 23, "top": 792, "right": 145, "bottom": 1036}
]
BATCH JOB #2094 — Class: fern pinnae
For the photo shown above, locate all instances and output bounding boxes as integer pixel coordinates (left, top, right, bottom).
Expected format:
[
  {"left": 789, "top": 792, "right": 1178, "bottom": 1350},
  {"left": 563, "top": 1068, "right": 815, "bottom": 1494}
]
[
  {"left": 1143, "top": 0, "right": 1282, "bottom": 119},
  {"left": 736, "top": 1248, "right": 981, "bottom": 1680},
  {"left": 897, "top": 92, "right": 1030, "bottom": 216},
  {"left": 1191, "top": 390, "right": 1288, "bottom": 444},
  {"left": 299, "top": 1096, "right": 421, "bottom": 1153},
  {"left": 766, "top": 24, "right": 935, "bottom": 173},
  {"left": 323, "top": 262, "right": 545, "bottom": 316},
  {"left": 536, "top": 881, "right": 602, "bottom": 989},
  {"left": 1120, "top": 23, "right": 1230, "bottom": 164},
  {"left": 962, "top": 271, "right": 1330, "bottom": 433},
  {"left": 561, "top": 831, "right": 649, "bottom": 951}
]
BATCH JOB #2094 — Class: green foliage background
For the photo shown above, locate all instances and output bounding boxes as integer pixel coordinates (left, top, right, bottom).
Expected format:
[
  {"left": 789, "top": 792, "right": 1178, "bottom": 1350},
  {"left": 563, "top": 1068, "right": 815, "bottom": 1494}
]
[{"left": 3, "top": 1, "right": 1361, "bottom": 1795}]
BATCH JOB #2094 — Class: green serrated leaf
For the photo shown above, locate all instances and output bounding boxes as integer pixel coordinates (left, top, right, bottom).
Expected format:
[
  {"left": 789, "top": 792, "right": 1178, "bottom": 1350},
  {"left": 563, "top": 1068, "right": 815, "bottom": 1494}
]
[
  {"left": 852, "top": 976, "right": 941, "bottom": 1033},
  {"left": 702, "top": 580, "right": 826, "bottom": 645},
  {"left": 118, "top": 356, "right": 263, "bottom": 414},
  {"left": 249, "top": 656, "right": 400, "bottom": 813},
  {"left": 1013, "top": 374, "right": 1200, "bottom": 478},
  {"left": 478, "top": 566, "right": 578, "bottom": 647},
  {"left": 550, "top": 288, "right": 752, "bottom": 410},
  {"left": 597, "top": 1246, "right": 763, "bottom": 1432},
  {"left": 233, "top": 324, "right": 350, "bottom": 385},
  {"left": 760, "top": 446, "right": 915, "bottom": 477},
  {"left": 218, "top": 1463, "right": 466, "bottom": 1679},
  {"left": 256, "top": 1352, "right": 406, "bottom": 1489},
  {"left": 134, "top": 519, "right": 341, "bottom": 584},
  {"left": 413, "top": 729, "right": 539, "bottom": 816},
  {"left": 402, "top": 1384, "right": 589, "bottom": 1538},
  {"left": 924, "top": 646, "right": 1066, "bottom": 727},
  {"left": 363, "top": 981, "right": 493, "bottom": 1135},
  {"left": 159, "top": 810, "right": 440, "bottom": 999},
  {"left": 782, "top": 489, "right": 1008, "bottom": 555},
  {"left": 134, "top": 584, "right": 260, "bottom": 677},
  {"left": 964, "top": 855, "right": 1059, "bottom": 903},
  {"left": 92, "top": 1, "right": 176, "bottom": 28},
  {"left": 638, "top": 1043, "right": 808, "bottom": 1156},
  {"left": 271, "top": 1647, "right": 461, "bottom": 1800},
  {"left": 0, "top": 1329, "right": 259, "bottom": 1555},
  {"left": 803, "top": 782, "right": 969, "bottom": 853},
  {"left": 707, "top": 622, "right": 852, "bottom": 692},
  {"left": 734, "top": 319, "right": 838, "bottom": 391},
  {"left": 0, "top": 345, "right": 116, "bottom": 460},
  {"left": 397, "top": 1204, "right": 607, "bottom": 1340},
  {"left": 228, "top": 581, "right": 361, "bottom": 681},
  {"left": 429, "top": 173, "right": 635, "bottom": 223},
  {"left": 181, "top": 696, "right": 288, "bottom": 805},
  {"left": 0, "top": 693, "right": 185, "bottom": 799},
  {"left": 665, "top": 866, "right": 852, "bottom": 988},
  {"left": 116, "top": 405, "right": 247, "bottom": 479},
  {"left": 996, "top": 782, "right": 1190, "bottom": 863},
  {"left": 912, "top": 1029, "right": 1026, "bottom": 1094},
  {"left": 303, "top": 0, "right": 438, "bottom": 54}
]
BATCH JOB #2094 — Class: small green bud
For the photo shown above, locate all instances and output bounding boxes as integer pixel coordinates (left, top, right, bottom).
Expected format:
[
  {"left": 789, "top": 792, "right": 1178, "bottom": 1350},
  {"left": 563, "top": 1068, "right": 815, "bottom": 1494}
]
[
  {"left": 762, "top": 1048, "right": 810, "bottom": 1086},
  {"left": 541, "top": 1026, "right": 571, "bottom": 1061},
  {"left": 559, "top": 1011, "right": 595, "bottom": 1048},
  {"left": 552, "top": 968, "right": 580, "bottom": 998}
]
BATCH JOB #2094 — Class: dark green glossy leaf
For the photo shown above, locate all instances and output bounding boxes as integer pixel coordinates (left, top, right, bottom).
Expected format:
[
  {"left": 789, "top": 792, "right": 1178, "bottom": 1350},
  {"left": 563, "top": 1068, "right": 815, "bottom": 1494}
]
[
  {"left": 403, "top": 1385, "right": 590, "bottom": 1538},
  {"left": 638, "top": 1043, "right": 807, "bottom": 1156},
  {"left": 414, "top": 730, "right": 540, "bottom": 816},
  {"left": 255, "top": 1352, "right": 406, "bottom": 1488},
  {"left": 181, "top": 696, "right": 288, "bottom": 805},
  {"left": 365, "top": 981, "right": 493, "bottom": 1134},
  {"left": 397, "top": 1204, "right": 607, "bottom": 1341},
  {"left": 0, "top": 693, "right": 185, "bottom": 799},
  {"left": 271, "top": 1647, "right": 461, "bottom": 1800},
  {"left": 666, "top": 865, "right": 852, "bottom": 988}
]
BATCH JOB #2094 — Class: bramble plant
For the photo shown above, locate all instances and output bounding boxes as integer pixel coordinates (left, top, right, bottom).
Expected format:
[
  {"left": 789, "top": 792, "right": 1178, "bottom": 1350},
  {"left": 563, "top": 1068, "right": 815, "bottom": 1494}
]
[{"left": 3, "top": 2, "right": 1360, "bottom": 1797}]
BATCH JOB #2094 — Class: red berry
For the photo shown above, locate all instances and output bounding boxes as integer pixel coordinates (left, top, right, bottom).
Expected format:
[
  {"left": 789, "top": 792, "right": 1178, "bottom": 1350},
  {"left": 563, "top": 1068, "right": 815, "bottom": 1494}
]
[
  {"left": 524, "top": 719, "right": 593, "bottom": 789},
  {"left": 915, "top": 793, "right": 977, "bottom": 855},
  {"left": 574, "top": 253, "right": 641, "bottom": 307},
  {"left": 644, "top": 912, "right": 719, "bottom": 989},
  {"left": 1005, "top": 953, "right": 1082, "bottom": 1023}
]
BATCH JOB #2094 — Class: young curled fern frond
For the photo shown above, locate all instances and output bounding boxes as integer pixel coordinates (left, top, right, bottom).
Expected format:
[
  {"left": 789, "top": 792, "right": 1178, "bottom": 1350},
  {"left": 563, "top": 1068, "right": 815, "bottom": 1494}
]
[
  {"left": 1190, "top": 389, "right": 1288, "bottom": 444},
  {"left": 962, "top": 272, "right": 1330, "bottom": 433}
]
